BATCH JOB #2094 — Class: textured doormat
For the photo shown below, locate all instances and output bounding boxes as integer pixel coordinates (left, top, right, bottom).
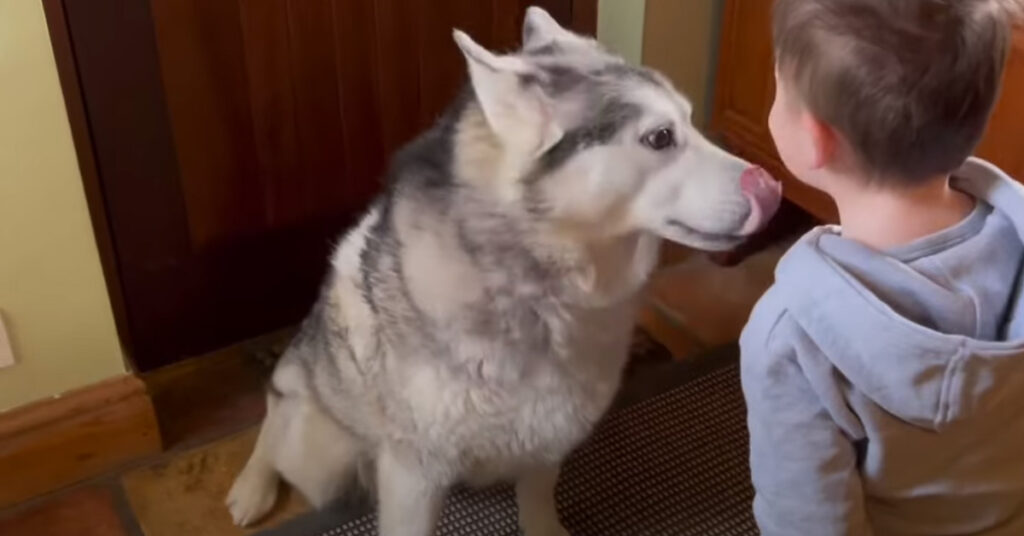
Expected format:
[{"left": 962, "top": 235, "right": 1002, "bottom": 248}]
[{"left": 259, "top": 341, "right": 754, "bottom": 536}]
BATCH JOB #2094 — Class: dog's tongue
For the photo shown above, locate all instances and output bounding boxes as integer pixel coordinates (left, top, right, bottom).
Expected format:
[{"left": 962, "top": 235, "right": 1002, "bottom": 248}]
[{"left": 738, "top": 167, "right": 783, "bottom": 235}]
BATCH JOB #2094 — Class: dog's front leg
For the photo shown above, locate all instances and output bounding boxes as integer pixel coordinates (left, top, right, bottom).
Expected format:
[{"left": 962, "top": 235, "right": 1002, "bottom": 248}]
[
  {"left": 516, "top": 466, "right": 570, "bottom": 536},
  {"left": 377, "top": 447, "right": 446, "bottom": 536}
]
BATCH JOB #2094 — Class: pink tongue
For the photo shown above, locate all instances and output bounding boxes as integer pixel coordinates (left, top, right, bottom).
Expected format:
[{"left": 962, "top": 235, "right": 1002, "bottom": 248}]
[{"left": 738, "top": 167, "right": 782, "bottom": 235}]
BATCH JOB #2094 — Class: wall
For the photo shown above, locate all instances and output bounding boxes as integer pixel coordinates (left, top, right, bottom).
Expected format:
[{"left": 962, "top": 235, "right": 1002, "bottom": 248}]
[
  {"left": 0, "top": 0, "right": 126, "bottom": 411},
  {"left": 597, "top": 0, "right": 723, "bottom": 129},
  {"left": 641, "top": 0, "right": 722, "bottom": 128},
  {"left": 597, "top": 0, "right": 647, "bottom": 65}
]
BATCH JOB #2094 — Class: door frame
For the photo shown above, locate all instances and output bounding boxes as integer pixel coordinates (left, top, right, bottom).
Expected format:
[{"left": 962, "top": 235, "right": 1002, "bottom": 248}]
[{"left": 43, "top": 0, "right": 135, "bottom": 359}]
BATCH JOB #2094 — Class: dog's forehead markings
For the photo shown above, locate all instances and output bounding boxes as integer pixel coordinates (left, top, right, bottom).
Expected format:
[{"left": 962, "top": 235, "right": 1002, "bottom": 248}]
[
  {"left": 537, "top": 64, "right": 589, "bottom": 95},
  {"left": 533, "top": 96, "right": 643, "bottom": 176},
  {"left": 628, "top": 84, "right": 684, "bottom": 122},
  {"left": 589, "top": 63, "right": 663, "bottom": 88},
  {"left": 525, "top": 43, "right": 561, "bottom": 56},
  {"left": 529, "top": 57, "right": 656, "bottom": 99}
]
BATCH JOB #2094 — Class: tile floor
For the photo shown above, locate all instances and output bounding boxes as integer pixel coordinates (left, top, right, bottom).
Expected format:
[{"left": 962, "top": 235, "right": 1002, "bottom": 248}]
[{"left": 0, "top": 241, "right": 790, "bottom": 536}]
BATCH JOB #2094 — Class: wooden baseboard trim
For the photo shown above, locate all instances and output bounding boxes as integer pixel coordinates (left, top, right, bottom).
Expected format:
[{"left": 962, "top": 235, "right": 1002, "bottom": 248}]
[{"left": 0, "top": 375, "right": 162, "bottom": 508}]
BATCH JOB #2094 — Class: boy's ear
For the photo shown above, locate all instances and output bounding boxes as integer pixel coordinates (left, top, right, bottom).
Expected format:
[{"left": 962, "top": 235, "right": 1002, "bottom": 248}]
[
  {"left": 453, "top": 29, "right": 563, "bottom": 155},
  {"left": 803, "top": 112, "right": 837, "bottom": 170}
]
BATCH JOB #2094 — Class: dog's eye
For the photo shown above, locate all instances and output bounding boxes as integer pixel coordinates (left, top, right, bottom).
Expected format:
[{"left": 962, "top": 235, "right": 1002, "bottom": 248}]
[{"left": 642, "top": 127, "right": 676, "bottom": 151}]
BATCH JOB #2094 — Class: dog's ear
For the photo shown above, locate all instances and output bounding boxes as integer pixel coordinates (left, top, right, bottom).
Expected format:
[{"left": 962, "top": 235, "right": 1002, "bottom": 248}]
[
  {"left": 521, "top": 6, "right": 571, "bottom": 49},
  {"left": 453, "top": 30, "right": 562, "bottom": 156}
]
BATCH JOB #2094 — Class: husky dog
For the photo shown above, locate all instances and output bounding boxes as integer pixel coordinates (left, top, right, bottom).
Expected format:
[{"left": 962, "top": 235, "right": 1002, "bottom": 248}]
[{"left": 227, "top": 7, "right": 781, "bottom": 536}]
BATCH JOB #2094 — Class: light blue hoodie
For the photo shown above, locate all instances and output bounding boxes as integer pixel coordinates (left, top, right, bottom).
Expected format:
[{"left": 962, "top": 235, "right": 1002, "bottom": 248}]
[{"left": 741, "top": 158, "right": 1024, "bottom": 536}]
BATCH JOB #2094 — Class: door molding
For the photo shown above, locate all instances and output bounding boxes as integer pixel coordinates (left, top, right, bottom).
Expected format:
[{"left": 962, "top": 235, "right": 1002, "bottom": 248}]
[
  {"left": 0, "top": 374, "right": 161, "bottom": 508},
  {"left": 42, "top": 0, "right": 136, "bottom": 360}
]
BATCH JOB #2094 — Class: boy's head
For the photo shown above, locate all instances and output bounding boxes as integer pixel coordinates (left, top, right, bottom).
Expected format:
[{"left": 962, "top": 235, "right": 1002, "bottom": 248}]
[{"left": 770, "top": 0, "right": 1022, "bottom": 190}]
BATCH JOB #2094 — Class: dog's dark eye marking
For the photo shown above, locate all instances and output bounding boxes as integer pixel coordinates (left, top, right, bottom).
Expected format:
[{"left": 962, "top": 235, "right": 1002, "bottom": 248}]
[
  {"left": 641, "top": 127, "right": 676, "bottom": 151},
  {"left": 531, "top": 99, "right": 643, "bottom": 176}
]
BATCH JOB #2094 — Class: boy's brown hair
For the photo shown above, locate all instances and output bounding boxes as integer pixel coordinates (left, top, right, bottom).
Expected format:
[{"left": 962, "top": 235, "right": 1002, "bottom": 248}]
[{"left": 773, "top": 0, "right": 1023, "bottom": 185}]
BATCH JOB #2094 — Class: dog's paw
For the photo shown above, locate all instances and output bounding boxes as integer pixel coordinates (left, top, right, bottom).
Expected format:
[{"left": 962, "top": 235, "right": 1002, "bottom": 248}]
[{"left": 225, "top": 469, "right": 278, "bottom": 527}]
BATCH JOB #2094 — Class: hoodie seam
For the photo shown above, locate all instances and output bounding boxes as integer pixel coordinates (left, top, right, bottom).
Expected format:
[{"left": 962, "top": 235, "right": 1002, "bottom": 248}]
[
  {"left": 805, "top": 240, "right": 1024, "bottom": 352},
  {"left": 763, "top": 308, "right": 790, "bottom": 350},
  {"left": 760, "top": 311, "right": 868, "bottom": 439},
  {"left": 936, "top": 344, "right": 966, "bottom": 428},
  {"left": 929, "top": 258, "right": 983, "bottom": 339},
  {"left": 891, "top": 234, "right": 974, "bottom": 262},
  {"left": 887, "top": 203, "right": 988, "bottom": 263}
]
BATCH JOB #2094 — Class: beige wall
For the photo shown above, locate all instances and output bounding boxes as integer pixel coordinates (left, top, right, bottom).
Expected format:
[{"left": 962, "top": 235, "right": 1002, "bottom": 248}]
[
  {"left": 597, "top": 0, "right": 722, "bottom": 128},
  {"left": 597, "top": 0, "right": 647, "bottom": 65},
  {"left": 0, "top": 0, "right": 125, "bottom": 411},
  {"left": 642, "top": 0, "right": 720, "bottom": 128}
]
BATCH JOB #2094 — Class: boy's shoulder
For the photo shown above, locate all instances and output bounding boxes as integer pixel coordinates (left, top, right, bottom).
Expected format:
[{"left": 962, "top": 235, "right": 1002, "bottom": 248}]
[
  {"left": 741, "top": 227, "right": 834, "bottom": 350},
  {"left": 740, "top": 281, "right": 791, "bottom": 352},
  {"left": 740, "top": 224, "right": 866, "bottom": 371}
]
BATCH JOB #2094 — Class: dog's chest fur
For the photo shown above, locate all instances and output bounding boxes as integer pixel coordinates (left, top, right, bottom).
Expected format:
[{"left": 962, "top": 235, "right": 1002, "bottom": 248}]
[
  {"left": 277, "top": 182, "right": 660, "bottom": 483},
  {"left": 391, "top": 295, "right": 637, "bottom": 475}
]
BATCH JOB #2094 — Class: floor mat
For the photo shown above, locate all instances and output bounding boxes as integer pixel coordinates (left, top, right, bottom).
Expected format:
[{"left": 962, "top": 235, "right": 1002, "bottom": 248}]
[{"left": 260, "top": 345, "right": 756, "bottom": 535}]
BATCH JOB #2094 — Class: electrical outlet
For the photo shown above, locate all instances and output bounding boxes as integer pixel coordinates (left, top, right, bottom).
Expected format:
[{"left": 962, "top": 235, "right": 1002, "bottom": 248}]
[{"left": 0, "top": 311, "right": 14, "bottom": 369}]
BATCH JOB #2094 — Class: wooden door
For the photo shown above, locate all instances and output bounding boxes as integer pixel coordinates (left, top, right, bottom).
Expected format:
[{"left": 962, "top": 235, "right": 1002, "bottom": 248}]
[
  {"left": 712, "top": 0, "right": 1024, "bottom": 222},
  {"left": 50, "top": 0, "right": 590, "bottom": 370},
  {"left": 976, "top": 30, "right": 1024, "bottom": 180}
]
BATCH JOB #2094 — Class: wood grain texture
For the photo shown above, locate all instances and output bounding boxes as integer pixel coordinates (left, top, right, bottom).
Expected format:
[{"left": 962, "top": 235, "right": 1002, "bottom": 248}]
[
  {"left": 286, "top": 0, "right": 349, "bottom": 225},
  {"left": 0, "top": 375, "right": 161, "bottom": 508},
  {"left": 976, "top": 30, "right": 1024, "bottom": 181},
  {"left": 711, "top": 0, "right": 774, "bottom": 145},
  {"left": 569, "top": 0, "right": 598, "bottom": 36},
  {"left": 142, "top": 328, "right": 294, "bottom": 449},
  {"left": 0, "top": 486, "right": 131, "bottom": 536},
  {"left": 333, "top": 0, "right": 387, "bottom": 207},
  {"left": 150, "top": 0, "right": 267, "bottom": 248}
]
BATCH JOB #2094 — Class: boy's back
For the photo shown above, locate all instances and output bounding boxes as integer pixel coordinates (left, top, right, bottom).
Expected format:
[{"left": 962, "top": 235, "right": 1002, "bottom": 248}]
[
  {"left": 743, "top": 1, "right": 1024, "bottom": 534},
  {"left": 743, "top": 159, "right": 1024, "bottom": 535}
]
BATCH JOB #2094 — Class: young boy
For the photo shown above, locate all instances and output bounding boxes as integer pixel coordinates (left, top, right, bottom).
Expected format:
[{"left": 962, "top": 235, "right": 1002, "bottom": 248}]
[{"left": 741, "top": 0, "right": 1024, "bottom": 534}]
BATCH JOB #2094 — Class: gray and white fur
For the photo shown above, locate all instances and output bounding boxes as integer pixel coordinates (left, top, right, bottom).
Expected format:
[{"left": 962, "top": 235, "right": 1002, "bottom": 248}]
[{"left": 227, "top": 7, "right": 781, "bottom": 536}]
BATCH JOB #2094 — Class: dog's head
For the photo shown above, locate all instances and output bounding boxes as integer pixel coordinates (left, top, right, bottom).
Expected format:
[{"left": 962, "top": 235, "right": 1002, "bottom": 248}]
[{"left": 451, "top": 7, "right": 781, "bottom": 251}]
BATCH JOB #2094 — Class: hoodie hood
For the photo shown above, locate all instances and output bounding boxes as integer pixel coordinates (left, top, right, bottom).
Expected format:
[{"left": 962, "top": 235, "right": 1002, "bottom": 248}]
[{"left": 776, "top": 158, "right": 1024, "bottom": 430}]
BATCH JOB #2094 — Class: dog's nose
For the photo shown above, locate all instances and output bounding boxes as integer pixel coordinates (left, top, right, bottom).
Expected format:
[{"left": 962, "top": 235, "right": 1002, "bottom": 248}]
[{"left": 738, "top": 166, "right": 782, "bottom": 235}]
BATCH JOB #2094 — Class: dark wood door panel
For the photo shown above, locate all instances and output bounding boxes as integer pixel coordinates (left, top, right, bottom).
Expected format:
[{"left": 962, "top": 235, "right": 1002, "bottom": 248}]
[
  {"left": 150, "top": 0, "right": 375, "bottom": 248},
  {"left": 59, "top": 0, "right": 583, "bottom": 370},
  {"left": 153, "top": 0, "right": 572, "bottom": 249},
  {"left": 149, "top": 0, "right": 265, "bottom": 249},
  {"left": 977, "top": 31, "right": 1024, "bottom": 180}
]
